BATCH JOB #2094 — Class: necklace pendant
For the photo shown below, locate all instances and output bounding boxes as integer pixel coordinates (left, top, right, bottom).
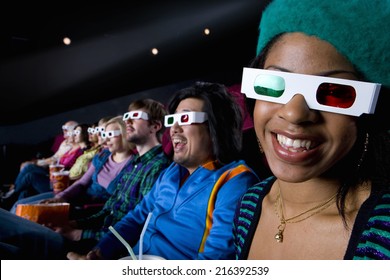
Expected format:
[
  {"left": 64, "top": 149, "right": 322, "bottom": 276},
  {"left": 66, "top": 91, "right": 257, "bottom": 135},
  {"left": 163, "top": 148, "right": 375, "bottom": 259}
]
[{"left": 274, "top": 230, "right": 284, "bottom": 243}]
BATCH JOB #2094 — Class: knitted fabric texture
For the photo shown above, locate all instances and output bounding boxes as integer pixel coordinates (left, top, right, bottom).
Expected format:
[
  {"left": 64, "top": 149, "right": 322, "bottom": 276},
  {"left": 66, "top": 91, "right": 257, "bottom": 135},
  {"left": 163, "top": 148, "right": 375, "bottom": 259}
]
[{"left": 257, "top": 0, "right": 390, "bottom": 88}]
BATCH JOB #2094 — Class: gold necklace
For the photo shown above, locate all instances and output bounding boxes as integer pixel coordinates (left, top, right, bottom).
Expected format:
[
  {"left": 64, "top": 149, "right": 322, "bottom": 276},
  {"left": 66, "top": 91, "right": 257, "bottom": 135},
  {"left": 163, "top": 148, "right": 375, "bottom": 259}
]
[{"left": 274, "top": 181, "right": 337, "bottom": 243}]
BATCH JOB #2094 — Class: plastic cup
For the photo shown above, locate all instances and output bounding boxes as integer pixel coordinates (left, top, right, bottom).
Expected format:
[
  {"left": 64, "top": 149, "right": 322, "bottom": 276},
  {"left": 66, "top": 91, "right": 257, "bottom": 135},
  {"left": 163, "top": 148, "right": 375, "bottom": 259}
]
[
  {"left": 49, "top": 164, "right": 65, "bottom": 182},
  {"left": 51, "top": 170, "right": 70, "bottom": 194}
]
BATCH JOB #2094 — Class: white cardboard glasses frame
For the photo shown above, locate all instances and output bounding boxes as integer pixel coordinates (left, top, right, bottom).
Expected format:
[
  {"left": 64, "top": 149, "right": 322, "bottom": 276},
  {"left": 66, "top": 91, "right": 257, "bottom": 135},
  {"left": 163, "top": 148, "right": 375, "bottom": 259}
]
[
  {"left": 241, "top": 67, "right": 381, "bottom": 116},
  {"left": 101, "top": 130, "right": 122, "bottom": 139},
  {"left": 164, "top": 111, "right": 208, "bottom": 127},
  {"left": 123, "top": 111, "right": 149, "bottom": 121}
]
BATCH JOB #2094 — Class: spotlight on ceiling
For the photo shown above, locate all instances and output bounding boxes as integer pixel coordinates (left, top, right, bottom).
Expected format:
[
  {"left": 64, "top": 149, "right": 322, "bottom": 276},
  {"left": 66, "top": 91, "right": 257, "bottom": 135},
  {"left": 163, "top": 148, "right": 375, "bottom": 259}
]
[{"left": 63, "top": 37, "right": 71, "bottom": 45}]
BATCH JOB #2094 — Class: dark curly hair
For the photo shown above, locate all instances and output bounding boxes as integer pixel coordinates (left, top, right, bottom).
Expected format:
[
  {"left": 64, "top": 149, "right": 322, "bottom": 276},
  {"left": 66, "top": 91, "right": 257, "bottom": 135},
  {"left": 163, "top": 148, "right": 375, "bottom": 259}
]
[{"left": 167, "top": 82, "right": 243, "bottom": 164}]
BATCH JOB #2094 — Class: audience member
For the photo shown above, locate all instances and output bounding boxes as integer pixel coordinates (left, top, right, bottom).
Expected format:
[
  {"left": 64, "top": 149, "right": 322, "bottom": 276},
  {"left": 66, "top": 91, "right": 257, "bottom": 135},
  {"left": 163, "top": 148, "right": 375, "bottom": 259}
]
[
  {"left": 68, "top": 82, "right": 259, "bottom": 260},
  {"left": 68, "top": 116, "right": 112, "bottom": 182},
  {"left": 21, "top": 120, "right": 78, "bottom": 170},
  {"left": 233, "top": 0, "right": 390, "bottom": 259},
  {"left": 1, "top": 121, "right": 78, "bottom": 201},
  {"left": 57, "top": 124, "right": 90, "bottom": 170}
]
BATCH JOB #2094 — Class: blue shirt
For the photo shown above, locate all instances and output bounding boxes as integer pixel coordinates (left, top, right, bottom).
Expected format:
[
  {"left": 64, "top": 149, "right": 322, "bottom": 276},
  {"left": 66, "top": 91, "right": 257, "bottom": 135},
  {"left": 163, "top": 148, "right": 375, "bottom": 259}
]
[
  {"left": 78, "top": 145, "right": 171, "bottom": 241},
  {"left": 96, "top": 160, "right": 259, "bottom": 259}
]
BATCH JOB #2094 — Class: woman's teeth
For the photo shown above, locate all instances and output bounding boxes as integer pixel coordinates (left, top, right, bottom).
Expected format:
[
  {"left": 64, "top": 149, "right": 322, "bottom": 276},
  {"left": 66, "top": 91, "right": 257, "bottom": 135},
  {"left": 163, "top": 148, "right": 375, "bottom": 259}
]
[{"left": 277, "top": 134, "right": 312, "bottom": 151}]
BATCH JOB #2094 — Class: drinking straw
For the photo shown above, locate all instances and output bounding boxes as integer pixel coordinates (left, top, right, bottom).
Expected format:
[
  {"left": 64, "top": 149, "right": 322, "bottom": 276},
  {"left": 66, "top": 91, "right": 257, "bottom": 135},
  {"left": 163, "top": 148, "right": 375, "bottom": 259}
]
[
  {"left": 139, "top": 212, "right": 153, "bottom": 260},
  {"left": 108, "top": 226, "right": 137, "bottom": 260}
]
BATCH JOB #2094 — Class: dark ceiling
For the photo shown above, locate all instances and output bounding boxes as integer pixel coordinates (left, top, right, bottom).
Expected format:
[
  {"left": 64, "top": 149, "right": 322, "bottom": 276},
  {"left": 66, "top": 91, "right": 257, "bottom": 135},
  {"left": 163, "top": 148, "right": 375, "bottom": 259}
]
[{"left": 0, "top": 0, "right": 267, "bottom": 125}]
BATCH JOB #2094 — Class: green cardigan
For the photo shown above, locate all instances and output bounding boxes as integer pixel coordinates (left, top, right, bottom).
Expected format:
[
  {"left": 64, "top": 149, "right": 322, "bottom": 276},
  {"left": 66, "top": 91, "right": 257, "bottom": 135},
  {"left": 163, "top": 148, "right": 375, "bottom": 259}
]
[{"left": 233, "top": 176, "right": 390, "bottom": 260}]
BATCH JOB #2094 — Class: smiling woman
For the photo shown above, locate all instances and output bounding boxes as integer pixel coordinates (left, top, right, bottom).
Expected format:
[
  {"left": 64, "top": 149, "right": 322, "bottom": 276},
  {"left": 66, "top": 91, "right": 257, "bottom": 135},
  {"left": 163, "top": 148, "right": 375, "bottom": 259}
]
[{"left": 233, "top": 0, "right": 390, "bottom": 260}]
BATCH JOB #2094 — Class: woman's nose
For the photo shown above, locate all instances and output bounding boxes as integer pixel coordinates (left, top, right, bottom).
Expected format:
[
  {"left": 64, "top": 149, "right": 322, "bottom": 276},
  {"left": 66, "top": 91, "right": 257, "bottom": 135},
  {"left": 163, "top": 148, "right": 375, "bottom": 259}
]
[{"left": 278, "top": 94, "right": 319, "bottom": 124}]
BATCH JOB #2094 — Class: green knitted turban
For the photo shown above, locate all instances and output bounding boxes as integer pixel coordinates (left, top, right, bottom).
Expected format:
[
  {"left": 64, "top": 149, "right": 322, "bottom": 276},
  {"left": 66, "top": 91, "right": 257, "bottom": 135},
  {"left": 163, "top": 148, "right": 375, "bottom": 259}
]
[{"left": 257, "top": 0, "right": 390, "bottom": 88}]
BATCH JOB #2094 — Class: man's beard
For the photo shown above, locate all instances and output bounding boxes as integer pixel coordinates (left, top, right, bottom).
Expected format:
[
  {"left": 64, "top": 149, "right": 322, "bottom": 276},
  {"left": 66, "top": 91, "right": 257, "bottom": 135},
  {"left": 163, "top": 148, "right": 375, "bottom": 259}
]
[{"left": 127, "top": 134, "right": 144, "bottom": 145}]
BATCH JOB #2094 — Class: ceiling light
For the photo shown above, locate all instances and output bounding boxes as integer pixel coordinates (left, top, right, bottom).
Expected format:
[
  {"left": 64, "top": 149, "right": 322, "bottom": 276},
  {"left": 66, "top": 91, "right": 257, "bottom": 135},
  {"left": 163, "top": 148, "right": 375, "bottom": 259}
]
[{"left": 63, "top": 37, "right": 71, "bottom": 45}]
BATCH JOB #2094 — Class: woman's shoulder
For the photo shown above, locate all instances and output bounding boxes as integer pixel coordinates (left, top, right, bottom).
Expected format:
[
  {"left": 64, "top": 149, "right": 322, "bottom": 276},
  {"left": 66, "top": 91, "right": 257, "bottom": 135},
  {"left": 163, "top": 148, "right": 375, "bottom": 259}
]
[
  {"left": 360, "top": 189, "right": 390, "bottom": 217},
  {"left": 240, "top": 176, "right": 275, "bottom": 202},
  {"left": 351, "top": 190, "right": 390, "bottom": 259}
]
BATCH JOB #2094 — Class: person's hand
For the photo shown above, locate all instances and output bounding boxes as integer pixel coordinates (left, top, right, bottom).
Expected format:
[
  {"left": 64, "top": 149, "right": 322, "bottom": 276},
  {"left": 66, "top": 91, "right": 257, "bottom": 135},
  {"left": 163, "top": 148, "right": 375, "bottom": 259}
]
[
  {"left": 67, "top": 251, "right": 87, "bottom": 260},
  {"left": 40, "top": 196, "right": 66, "bottom": 204},
  {"left": 67, "top": 249, "right": 103, "bottom": 260},
  {"left": 49, "top": 223, "right": 82, "bottom": 241}
]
